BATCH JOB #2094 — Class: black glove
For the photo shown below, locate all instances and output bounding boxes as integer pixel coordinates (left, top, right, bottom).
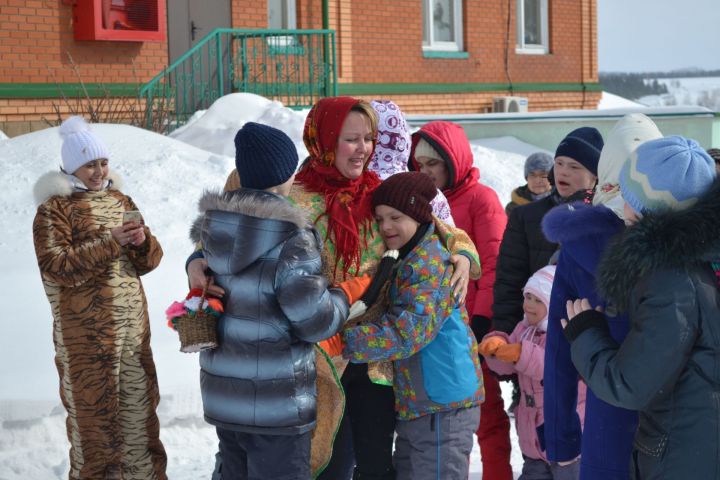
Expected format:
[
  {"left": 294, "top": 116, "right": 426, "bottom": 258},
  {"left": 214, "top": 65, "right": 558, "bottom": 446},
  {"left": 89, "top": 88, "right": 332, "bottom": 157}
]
[{"left": 563, "top": 309, "right": 609, "bottom": 343}]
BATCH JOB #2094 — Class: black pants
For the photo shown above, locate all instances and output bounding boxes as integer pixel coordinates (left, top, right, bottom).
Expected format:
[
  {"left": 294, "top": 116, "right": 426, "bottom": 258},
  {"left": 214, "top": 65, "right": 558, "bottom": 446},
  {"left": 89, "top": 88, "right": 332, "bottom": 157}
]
[
  {"left": 216, "top": 427, "right": 312, "bottom": 480},
  {"left": 319, "top": 362, "right": 397, "bottom": 480}
]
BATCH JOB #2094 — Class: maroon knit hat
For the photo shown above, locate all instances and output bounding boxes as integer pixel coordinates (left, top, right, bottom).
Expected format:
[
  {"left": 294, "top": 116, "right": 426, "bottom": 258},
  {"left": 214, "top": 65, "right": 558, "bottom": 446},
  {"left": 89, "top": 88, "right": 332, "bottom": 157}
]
[{"left": 372, "top": 172, "right": 436, "bottom": 223}]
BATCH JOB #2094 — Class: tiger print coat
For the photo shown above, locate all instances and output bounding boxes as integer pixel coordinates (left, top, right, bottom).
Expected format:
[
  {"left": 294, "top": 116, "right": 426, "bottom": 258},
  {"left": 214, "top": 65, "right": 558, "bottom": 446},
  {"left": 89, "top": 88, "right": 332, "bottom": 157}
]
[{"left": 32, "top": 171, "right": 167, "bottom": 480}]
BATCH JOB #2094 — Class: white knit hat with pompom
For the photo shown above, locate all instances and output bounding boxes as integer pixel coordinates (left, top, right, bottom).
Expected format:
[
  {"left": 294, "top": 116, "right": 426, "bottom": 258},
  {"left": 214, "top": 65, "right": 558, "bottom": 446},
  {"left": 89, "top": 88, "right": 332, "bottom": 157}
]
[{"left": 59, "top": 116, "right": 110, "bottom": 174}]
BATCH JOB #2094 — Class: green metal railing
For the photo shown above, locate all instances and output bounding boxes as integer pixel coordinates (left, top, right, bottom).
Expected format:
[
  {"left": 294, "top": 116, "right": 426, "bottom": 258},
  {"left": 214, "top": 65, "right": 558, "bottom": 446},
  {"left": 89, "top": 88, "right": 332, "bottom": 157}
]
[{"left": 140, "top": 28, "right": 337, "bottom": 133}]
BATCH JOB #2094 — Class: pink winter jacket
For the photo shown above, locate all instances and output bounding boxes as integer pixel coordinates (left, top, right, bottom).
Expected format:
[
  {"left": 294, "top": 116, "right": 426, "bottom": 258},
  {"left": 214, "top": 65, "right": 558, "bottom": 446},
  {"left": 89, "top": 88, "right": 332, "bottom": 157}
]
[{"left": 484, "top": 323, "right": 587, "bottom": 461}]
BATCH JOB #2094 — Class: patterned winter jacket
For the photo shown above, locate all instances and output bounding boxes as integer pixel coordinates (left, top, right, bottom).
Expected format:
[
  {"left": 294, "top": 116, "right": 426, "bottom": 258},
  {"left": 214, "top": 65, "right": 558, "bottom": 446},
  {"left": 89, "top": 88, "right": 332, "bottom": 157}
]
[
  {"left": 342, "top": 224, "right": 484, "bottom": 420},
  {"left": 190, "top": 188, "right": 350, "bottom": 435}
]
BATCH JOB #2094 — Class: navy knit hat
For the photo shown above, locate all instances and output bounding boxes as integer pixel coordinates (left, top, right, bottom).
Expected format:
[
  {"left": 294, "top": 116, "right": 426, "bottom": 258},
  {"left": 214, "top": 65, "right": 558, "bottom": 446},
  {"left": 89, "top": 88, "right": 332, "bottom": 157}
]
[
  {"left": 234, "top": 122, "right": 298, "bottom": 190},
  {"left": 555, "top": 127, "right": 604, "bottom": 176},
  {"left": 372, "top": 172, "right": 436, "bottom": 223},
  {"left": 620, "top": 135, "right": 716, "bottom": 214},
  {"left": 524, "top": 152, "right": 554, "bottom": 179}
]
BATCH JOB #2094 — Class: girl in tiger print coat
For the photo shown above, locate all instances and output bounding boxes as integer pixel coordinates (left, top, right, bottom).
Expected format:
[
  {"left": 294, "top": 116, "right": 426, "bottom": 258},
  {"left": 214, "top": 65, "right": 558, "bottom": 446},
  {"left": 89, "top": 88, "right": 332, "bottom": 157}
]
[{"left": 31, "top": 117, "right": 167, "bottom": 480}]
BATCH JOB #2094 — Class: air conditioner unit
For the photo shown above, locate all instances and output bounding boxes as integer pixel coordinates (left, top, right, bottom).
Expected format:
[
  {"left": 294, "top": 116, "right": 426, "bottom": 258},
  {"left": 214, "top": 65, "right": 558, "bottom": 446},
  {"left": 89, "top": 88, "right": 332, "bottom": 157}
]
[{"left": 493, "top": 96, "right": 529, "bottom": 113}]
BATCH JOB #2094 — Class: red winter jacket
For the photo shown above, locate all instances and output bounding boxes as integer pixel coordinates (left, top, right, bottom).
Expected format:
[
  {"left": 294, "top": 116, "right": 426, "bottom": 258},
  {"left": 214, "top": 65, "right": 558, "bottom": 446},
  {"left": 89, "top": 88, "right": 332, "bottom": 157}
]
[{"left": 410, "top": 121, "right": 507, "bottom": 330}]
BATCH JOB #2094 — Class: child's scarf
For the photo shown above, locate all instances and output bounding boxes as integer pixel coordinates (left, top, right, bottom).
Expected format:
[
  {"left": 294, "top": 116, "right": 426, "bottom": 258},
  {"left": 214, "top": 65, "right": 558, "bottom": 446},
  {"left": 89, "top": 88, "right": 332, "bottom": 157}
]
[{"left": 296, "top": 97, "right": 382, "bottom": 277}]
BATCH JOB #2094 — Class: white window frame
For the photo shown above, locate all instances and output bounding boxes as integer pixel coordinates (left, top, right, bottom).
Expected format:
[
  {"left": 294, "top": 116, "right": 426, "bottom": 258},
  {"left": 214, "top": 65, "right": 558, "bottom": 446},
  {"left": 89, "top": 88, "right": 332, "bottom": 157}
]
[
  {"left": 268, "top": 0, "right": 297, "bottom": 30},
  {"left": 516, "top": 0, "right": 549, "bottom": 55},
  {"left": 422, "top": 0, "right": 464, "bottom": 52}
]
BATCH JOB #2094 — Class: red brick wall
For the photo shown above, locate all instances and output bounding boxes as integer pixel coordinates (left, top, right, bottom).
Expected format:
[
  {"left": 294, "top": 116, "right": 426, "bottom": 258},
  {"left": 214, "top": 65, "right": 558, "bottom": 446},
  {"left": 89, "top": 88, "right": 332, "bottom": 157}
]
[
  {"left": 231, "top": 0, "right": 267, "bottom": 28},
  {"left": 0, "top": 0, "right": 167, "bottom": 84},
  {"left": 0, "top": 0, "right": 599, "bottom": 134},
  {"left": 334, "top": 0, "right": 598, "bottom": 85}
]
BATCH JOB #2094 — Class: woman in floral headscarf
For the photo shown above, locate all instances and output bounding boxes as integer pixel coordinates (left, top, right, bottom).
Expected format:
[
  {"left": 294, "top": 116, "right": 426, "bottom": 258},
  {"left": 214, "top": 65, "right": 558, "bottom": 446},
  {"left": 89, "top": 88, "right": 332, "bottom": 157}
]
[
  {"left": 191, "top": 97, "right": 480, "bottom": 479},
  {"left": 297, "top": 97, "right": 480, "bottom": 480}
]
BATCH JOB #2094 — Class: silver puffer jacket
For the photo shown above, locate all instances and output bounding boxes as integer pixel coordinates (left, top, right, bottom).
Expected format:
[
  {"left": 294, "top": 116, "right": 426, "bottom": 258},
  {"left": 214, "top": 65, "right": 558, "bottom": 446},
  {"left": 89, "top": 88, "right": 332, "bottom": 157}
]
[{"left": 190, "top": 188, "right": 349, "bottom": 435}]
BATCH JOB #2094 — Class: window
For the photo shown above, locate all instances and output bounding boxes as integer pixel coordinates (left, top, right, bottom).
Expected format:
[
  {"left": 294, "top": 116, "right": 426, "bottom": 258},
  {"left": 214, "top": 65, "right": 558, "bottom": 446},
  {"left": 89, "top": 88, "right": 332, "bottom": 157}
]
[
  {"left": 516, "top": 0, "right": 548, "bottom": 54},
  {"left": 268, "top": 0, "right": 296, "bottom": 29},
  {"left": 422, "top": 0, "right": 463, "bottom": 52}
]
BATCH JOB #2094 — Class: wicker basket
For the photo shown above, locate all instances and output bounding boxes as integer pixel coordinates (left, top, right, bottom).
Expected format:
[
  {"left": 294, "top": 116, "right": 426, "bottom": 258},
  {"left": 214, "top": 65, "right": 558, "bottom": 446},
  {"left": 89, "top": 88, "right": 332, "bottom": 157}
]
[{"left": 175, "top": 287, "right": 219, "bottom": 353}]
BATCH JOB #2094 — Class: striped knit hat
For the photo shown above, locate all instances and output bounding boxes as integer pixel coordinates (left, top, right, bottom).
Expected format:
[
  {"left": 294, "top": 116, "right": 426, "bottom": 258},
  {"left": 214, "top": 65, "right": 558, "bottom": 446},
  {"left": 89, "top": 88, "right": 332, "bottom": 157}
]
[{"left": 620, "top": 135, "right": 716, "bottom": 215}]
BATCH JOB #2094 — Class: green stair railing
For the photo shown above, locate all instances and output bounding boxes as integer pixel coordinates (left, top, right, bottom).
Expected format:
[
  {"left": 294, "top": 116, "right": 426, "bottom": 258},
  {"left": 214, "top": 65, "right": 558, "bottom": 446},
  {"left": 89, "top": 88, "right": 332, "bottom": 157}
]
[{"left": 140, "top": 28, "right": 337, "bottom": 133}]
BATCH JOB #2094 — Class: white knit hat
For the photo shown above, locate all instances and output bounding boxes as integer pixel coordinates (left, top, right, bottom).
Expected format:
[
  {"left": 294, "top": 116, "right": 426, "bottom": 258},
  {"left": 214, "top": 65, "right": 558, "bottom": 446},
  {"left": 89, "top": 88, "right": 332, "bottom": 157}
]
[
  {"left": 59, "top": 116, "right": 110, "bottom": 174},
  {"left": 592, "top": 113, "right": 662, "bottom": 216},
  {"left": 523, "top": 265, "right": 556, "bottom": 331},
  {"left": 413, "top": 137, "right": 443, "bottom": 161}
]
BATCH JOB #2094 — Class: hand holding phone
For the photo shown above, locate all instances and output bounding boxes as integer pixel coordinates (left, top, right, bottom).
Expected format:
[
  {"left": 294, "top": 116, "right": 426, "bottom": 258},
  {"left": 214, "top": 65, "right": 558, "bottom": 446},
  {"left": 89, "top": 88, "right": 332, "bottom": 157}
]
[{"left": 123, "top": 210, "right": 143, "bottom": 225}]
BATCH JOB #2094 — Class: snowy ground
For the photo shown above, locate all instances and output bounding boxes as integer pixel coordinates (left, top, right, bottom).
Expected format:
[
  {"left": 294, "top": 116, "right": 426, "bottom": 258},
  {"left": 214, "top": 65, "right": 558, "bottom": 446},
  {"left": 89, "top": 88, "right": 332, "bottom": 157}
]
[{"left": 0, "top": 92, "right": 609, "bottom": 479}]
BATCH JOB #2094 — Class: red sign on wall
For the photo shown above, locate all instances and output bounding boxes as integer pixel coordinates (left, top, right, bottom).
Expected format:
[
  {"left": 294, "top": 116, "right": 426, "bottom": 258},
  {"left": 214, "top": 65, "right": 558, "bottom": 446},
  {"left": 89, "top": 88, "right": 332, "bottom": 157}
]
[{"left": 73, "top": 0, "right": 167, "bottom": 42}]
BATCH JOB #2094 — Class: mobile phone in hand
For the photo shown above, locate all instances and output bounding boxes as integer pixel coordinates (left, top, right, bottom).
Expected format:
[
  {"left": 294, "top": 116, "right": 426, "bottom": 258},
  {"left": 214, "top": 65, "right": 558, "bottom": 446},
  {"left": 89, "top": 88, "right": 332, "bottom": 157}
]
[{"left": 123, "top": 210, "right": 143, "bottom": 225}]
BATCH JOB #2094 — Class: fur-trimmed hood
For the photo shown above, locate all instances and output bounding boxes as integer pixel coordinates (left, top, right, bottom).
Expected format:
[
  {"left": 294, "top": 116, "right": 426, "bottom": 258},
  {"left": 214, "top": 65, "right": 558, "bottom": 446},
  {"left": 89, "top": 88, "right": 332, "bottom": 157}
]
[
  {"left": 33, "top": 170, "right": 122, "bottom": 206},
  {"left": 542, "top": 202, "right": 625, "bottom": 279},
  {"left": 189, "top": 188, "right": 310, "bottom": 244},
  {"left": 597, "top": 180, "right": 720, "bottom": 311}
]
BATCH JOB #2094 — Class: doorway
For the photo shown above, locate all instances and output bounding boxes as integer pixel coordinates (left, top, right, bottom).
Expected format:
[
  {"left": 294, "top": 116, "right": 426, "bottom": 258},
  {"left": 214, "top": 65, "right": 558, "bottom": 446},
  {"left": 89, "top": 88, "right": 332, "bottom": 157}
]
[{"left": 168, "top": 0, "right": 232, "bottom": 65}]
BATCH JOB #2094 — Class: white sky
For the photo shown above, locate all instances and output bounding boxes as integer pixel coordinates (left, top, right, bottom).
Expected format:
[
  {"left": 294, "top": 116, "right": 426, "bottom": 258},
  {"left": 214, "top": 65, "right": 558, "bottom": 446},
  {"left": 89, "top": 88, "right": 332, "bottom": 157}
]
[{"left": 598, "top": 0, "right": 720, "bottom": 73}]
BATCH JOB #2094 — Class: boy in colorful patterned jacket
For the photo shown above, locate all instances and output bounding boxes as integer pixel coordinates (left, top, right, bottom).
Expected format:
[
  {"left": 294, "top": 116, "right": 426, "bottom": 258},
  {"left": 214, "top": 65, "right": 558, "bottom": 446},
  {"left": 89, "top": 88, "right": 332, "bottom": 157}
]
[{"left": 342, "top": 171, "right": 484, "bottom": 480}]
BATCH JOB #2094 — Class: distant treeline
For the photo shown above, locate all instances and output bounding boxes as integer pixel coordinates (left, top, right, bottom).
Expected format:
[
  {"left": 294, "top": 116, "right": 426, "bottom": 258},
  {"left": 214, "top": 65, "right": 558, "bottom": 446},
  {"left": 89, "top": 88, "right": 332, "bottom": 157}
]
[
  {"left": 599, "top": 69, "right": 720, "bottom": 100},
  {"left": 599, "top": 73, "right": 669, "bottom": 100}
]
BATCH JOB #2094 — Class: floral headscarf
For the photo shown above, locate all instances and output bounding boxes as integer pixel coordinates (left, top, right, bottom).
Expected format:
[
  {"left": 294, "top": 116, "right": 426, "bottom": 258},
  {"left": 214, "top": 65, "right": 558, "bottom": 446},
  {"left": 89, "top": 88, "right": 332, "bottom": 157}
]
[
  {"left": 369, "top": 100, "right": 455, "bottom": 226},
  {"left": 296, "top": 97, "right": 382, "bottom": 277}
]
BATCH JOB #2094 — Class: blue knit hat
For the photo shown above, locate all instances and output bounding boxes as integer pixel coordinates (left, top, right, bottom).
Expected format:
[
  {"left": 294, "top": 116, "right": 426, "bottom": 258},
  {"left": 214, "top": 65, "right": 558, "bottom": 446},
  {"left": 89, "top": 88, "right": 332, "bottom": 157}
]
[
  {"left": 620, "top": 135, "right": 716, "bottom": 214},
  {"left": 234, "top": 122, "right": 298, "bottom": 190},
  {"left": 524, "top": 152, "right": 554, "bottom": 178},
  {"left": 555, "top": 127, "right": 604, "bottom": 176}
]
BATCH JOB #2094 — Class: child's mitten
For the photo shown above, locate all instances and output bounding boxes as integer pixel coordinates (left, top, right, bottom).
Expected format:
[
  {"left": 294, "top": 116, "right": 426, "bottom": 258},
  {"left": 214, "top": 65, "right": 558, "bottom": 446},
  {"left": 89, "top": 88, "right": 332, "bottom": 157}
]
[
  {"left": 494, "top": 343, "right": 522, "bottom": 363},
  {"left": 336, "top": 274, "right": 372, "bottom": 304},
  {"left": 478, "top": 336, "right": 508, "bottom": 357},
  {"left": 318, "top": 333, "right": 345, "bottom": 357}
]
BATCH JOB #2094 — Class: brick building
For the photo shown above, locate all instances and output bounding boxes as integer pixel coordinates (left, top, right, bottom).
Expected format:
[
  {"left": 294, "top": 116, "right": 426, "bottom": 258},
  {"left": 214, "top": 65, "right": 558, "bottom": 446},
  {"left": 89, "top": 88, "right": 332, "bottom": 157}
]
[{"left": 0, "top": 0, "right": 600, "bottom": 136}]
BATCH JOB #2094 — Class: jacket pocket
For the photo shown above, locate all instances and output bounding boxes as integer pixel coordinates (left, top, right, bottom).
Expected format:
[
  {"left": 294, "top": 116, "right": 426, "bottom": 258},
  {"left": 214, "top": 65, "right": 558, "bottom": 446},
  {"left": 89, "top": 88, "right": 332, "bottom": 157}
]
[
  {"left": 632, "top": 417, "right": 667, "bottom": 479},
  {"left": 421, "top": 314, "right": 478, "bottom": 404}
]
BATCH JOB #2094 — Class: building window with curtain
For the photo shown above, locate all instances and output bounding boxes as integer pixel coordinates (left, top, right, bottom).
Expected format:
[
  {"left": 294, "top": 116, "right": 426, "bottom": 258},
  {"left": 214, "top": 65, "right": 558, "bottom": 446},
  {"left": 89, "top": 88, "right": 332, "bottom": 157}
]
[
  {"left": 422, "top": 0, "right": 464, "bottom": 52},
  {"left": 516, "top": 0, "right": 549, "bottom": 54},
  {"left": 268, "top": 0, "right": 296, "bottom": 29}
]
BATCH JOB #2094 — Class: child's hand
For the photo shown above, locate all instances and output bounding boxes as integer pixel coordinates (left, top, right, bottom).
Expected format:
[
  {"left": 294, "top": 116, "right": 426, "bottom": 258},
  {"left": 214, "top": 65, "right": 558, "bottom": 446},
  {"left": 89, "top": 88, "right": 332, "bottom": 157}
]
[
  {"left": 187, "top": 257, "right": 225, "bottom": 298},
  {"left": 478, "top": 336, "right": 507, "bottom": 357},
  {"left": 495, "top": 343, "right": 522, "bottom": 363}
]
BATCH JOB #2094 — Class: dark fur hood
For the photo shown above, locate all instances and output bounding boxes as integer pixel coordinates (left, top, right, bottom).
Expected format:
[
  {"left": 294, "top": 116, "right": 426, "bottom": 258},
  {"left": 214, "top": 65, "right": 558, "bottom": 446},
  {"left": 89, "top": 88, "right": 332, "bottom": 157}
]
[
  {"left": 597, "top": 180, "right": 720, "bottom": 311},
  {"left": 189, "top": 188, "right": 309, "bottom": 243}
]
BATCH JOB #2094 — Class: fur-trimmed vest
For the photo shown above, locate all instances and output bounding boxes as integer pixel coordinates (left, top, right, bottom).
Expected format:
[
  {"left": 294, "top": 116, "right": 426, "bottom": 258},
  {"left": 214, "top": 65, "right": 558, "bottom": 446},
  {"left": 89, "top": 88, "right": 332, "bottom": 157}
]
[
  {"left": 571, "top": 181, "right": 720, "bottom": 479},
  {"left": 190, "top": 188, "right": 350, "bottom": 435}
]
